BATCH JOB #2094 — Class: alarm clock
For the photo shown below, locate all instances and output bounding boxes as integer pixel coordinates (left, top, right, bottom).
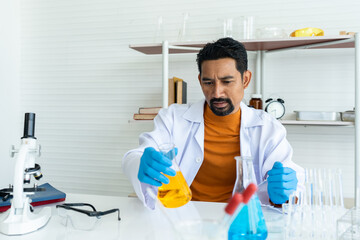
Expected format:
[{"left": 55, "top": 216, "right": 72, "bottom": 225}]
[{"left": 265, "top": 98, "right": 285, "bottom": 119}]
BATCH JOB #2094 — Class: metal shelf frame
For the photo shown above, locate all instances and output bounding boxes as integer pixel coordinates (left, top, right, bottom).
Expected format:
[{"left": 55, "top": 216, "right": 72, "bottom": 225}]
[{"left": 130, "top": 35, "right": 360, "bottom": 206}]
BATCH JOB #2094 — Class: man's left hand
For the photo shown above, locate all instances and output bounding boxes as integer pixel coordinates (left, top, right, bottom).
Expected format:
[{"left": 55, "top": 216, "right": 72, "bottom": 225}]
[{"left": 267, "top": 161, "right": 298, "bottom": 205}]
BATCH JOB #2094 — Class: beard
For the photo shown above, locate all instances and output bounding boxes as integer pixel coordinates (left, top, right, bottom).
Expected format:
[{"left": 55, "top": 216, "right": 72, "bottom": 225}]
[{"left": 209, "top": 98, "right": 234, "bottom": 116}]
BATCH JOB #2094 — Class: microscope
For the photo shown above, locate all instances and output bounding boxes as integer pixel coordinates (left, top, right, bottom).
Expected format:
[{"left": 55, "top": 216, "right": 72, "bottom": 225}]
[{"left": 0, "top": 113, "right": 51, "bottom": 235}]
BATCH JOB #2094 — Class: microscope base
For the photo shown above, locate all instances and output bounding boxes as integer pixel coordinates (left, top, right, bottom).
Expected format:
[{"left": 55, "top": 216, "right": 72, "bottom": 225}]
[{"left": 0, "top": 198, "right": 51, "bottom": 235}]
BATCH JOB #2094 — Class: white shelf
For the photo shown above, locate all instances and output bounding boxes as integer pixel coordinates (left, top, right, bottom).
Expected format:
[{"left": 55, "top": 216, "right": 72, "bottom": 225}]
[
  {"left": 280, "top": 120, "right": 354, "bottom": 126},
  {"left": 130, "top": 35, "right": 354, "bottom": 55}
]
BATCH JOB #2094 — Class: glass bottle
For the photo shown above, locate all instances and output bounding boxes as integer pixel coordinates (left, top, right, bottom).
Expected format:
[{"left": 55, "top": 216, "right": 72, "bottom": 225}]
[
  {"left": 223, "top": 18, "right": 233, "bottom": 38},
  {"left": 249, "top": 94, "right": 263, "bottom": 110},
  {"left": 153, "top": 16, "right": 164, "bottom": 43},
  {"left": 178, "top": 13, "right": 190, "bottom": 41},
  {"left": 157, "top": 143, "right": 192, "bottom": 208},
  {"left": 228, "top": 156, "right": 268, "bottom": 240}
]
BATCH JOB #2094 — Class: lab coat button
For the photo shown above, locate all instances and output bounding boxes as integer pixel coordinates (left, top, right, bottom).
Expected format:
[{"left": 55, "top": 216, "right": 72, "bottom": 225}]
[{"left": 195, "top": 157, "right": 201, "bottom": 163}]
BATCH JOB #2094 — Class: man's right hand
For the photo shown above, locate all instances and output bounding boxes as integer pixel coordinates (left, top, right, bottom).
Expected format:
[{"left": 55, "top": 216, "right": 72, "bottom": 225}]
[{"left": 138, "top": 147, "right": 176, "bottom": 187}]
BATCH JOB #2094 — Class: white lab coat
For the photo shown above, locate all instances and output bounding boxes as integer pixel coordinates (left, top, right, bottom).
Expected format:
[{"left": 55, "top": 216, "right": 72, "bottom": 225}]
[{"left": 122, "top": 99, "right": 305, "bottom": 209}]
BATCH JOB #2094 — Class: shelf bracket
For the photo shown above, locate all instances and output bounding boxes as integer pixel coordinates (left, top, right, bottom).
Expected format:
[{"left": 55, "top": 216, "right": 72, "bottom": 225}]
[{"left": 162, "top": 41, "right": 169, "bottom": 108}]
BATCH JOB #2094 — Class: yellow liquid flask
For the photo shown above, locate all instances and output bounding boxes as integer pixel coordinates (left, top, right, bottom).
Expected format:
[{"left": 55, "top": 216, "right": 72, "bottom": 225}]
[{"left": 157, "top": 143, "right": 192, "bottom": 208}]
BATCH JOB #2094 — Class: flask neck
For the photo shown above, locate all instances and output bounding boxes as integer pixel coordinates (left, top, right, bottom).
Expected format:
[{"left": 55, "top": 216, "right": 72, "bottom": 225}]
[{"left": 234, "top": 156, "right": 256, "bottom": 192}]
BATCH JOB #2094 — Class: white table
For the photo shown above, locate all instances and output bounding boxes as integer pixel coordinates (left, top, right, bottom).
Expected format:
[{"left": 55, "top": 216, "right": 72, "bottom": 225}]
[{"left": 0, "top": 194, "right": 284, "bottom": 240}]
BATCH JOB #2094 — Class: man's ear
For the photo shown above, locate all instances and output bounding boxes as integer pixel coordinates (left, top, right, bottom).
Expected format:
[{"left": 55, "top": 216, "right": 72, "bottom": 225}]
[
  {"left": 198, "top": 74, "right": 201, "bottom": 83},
  {"left": 243, "top": 70, "right": 252, "bottom": 89}
]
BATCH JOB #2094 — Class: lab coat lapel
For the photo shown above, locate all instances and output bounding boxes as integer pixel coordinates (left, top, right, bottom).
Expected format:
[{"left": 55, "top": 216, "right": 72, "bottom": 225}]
[
  {"left": 240, "top": 122, "right": 252, "bottom": 158},
  {"left": 240, "top": 102, "right": 263, "bottom": 157},
  {"left": 183, "top": 99, "right": 205, "bottom": 153},
  {"left": 194, "top": 122, "right": 204, "bottom": 153}
]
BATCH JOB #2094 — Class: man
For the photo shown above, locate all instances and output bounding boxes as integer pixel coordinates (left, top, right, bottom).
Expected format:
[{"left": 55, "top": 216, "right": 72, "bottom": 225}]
[{"left": 122, "top": 37, "right": 304, "bottom": 209}]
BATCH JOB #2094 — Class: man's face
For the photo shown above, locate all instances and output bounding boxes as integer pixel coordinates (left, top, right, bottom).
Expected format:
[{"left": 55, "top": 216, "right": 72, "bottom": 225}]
[{"left": 198, "top": 58, "right": 251, "bottom": 116}]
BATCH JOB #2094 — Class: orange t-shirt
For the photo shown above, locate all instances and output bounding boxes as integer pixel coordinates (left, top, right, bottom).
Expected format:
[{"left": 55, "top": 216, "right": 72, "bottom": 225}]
[{"left": 190, "top": 104, "right": 241, "bottom": 202}]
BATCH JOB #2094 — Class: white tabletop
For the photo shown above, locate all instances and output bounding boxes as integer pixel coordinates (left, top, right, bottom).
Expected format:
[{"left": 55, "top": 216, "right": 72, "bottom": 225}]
[{"left": 0, "top": 193, "right": 284, "bottom": 240}]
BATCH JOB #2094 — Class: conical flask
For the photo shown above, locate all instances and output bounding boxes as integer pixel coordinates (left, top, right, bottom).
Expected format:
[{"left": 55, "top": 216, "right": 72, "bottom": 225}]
[
  {"left": 228, "top": 156, "right": 268, "bottom": 240},
  {"left": 157, "top": 143, "right": 192, "bottom": 208}
]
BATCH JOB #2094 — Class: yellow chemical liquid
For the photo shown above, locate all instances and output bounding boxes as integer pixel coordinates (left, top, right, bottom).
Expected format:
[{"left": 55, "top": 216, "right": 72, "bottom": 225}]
[{"left": 158, "top": 171, "right": 192, "bottom": 208}]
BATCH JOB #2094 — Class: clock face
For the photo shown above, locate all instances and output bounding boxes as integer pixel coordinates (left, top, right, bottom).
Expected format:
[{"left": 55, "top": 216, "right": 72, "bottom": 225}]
[{"left": 265, "top": 101, "right": 285, "bottom": 119}]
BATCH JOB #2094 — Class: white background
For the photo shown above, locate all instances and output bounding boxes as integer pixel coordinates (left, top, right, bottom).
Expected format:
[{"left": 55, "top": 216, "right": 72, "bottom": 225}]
[
  {"left": 0, "top": 0, "right": 359, "bottom": 201},
  {"left": 0, "top": 0, "right": 21, "bottom": 189}
]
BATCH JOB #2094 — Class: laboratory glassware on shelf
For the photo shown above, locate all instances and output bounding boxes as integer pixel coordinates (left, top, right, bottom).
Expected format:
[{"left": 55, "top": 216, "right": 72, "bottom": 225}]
[
  {"left": 228, "top": 156, "right": 268, "bottom": 240},
  {"left": 223, "top": 18, "right": 233, "bottom": 38},
  {"left": 153, "top": 16, "right": 164, "bottom": 43},
  {"left": 177, "top": 13, "right": 190, "bottom": 42},
  {"left": 157, "top": 143, "right": 192, "bottom": 208}
]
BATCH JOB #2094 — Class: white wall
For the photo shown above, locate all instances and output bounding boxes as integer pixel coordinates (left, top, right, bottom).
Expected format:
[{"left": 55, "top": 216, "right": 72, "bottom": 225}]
[
  {"left": 14, "top": 0, "right": 360, "bottom": 199},
  {"left": 0, "top": 0, "right": 21, "bottom": 186}
]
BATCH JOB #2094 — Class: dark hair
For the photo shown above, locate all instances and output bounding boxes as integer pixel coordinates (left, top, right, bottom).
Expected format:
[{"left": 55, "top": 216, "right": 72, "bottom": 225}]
[{"left": 196, "top": 37, "right": 248, "bottom": 76}]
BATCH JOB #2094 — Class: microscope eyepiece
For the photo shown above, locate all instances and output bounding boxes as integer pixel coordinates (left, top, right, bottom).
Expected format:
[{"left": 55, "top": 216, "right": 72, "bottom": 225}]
[{"left": 22, "top": 113, "right": 36, "bottom": 139}]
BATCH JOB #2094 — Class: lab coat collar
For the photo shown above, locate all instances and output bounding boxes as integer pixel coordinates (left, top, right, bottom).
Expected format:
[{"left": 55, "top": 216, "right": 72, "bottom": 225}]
[
  {"left": 183, "top": 99, "right": 264, "bottom": 128},
  {"left": 240, "top": 101, "right": 264, "bottom": 128},
  {"left": 183, "top": 99, "right": 206, "bottom": 123}
]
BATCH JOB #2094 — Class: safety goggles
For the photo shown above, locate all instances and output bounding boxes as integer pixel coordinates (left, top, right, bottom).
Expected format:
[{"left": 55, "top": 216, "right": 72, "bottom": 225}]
[{"left": 56, "top": 203, "right": 121, "bottom": 231}]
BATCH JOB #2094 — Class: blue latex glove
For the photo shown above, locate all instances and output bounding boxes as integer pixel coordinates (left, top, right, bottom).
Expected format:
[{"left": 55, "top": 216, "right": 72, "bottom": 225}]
[
  {"left": 138, "top": 147, "right": 176, "bottom": 187},
  {"left": 267, "top": 161, "right": 298, "bottom": 204}
]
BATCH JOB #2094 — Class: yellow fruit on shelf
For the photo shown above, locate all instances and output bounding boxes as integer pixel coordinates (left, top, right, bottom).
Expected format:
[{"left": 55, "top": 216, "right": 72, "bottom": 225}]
[{"left": 290, "top": 27, "right": 324, "bottom": 37}]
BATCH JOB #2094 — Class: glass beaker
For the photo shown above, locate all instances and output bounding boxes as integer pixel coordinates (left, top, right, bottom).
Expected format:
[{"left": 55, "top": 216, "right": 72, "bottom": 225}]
[
  {"left": 157, "top": 143, "right": 192, "bottom": 208},
  {"left": 153, "top": 16, "right": 164, "bottom": 43},
  {"left": 239, "top": 16, "right": 254, "bottom": 39},
  {"left": 228, "top": 156, "right": 268, "bottom": 240},
  {"left": 223, "top": 18, "right": 233, "bottom": 38},
  {"left": 178, "top": 13, "right": 190, "bottom": 41}
]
